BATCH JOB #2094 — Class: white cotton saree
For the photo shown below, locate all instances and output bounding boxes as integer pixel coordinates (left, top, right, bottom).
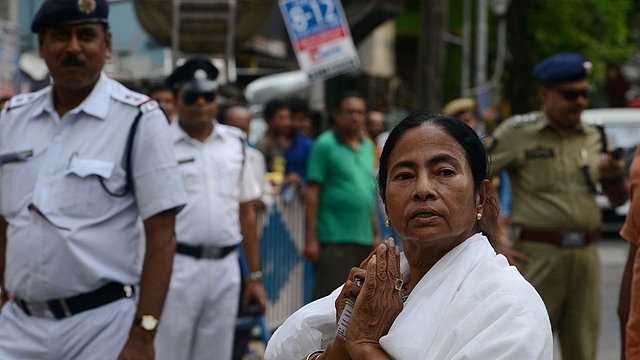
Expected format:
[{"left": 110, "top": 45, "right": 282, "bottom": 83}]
[{"left": 265, "top": 233, "right": 553, "bottom": 360}]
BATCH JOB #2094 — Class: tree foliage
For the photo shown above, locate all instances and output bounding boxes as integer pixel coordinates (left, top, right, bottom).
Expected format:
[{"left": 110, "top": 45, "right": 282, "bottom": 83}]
[
  {"left": 506, "top": 0, "right": 637, "bottom": 112},
  {"left": 532, "top": 0, "right": 633, "bottom": 68},
  {"left": 401, "top": 0, "right": 638, "bottom": 113}
]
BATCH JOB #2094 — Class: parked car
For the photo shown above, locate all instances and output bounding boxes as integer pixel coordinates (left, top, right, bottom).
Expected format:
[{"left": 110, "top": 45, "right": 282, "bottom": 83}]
[{"left": 581, "top": 108, "right": 640, "bottom": 235}]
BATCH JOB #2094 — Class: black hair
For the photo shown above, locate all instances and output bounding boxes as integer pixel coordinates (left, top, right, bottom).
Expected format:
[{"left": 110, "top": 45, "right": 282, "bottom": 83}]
[
  {"left": 263, "top": 98, "right": 288, "bottom": 121},
  {"left": 377, "top": 112, "right": 499, "bottom": 238},
  {"left": 147, "top": 82, "right": 173, "bottom": 97},
  {"left": 287, "top": 97, "right": 310, "bottom": 115},
  {"left": 335, "top": 90, "right": 366, "bottom": 112}
]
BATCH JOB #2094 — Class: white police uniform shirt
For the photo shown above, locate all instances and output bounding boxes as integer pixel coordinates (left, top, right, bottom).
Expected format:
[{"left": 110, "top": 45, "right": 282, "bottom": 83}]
[
  {"left": 170, "top": 119, "right": 261, "bottom": 247},
  {"left": 0, "top": 73, "right": 187, "bottom": 302}
]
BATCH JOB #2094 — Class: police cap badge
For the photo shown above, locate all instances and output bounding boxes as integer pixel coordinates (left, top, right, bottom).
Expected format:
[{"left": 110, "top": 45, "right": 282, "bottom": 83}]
[{"left": 31, "top": 0, "right": 109, "bottom": 33}]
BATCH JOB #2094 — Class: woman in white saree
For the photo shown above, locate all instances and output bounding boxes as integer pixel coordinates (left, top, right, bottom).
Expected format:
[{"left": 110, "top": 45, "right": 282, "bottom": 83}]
[{"left": 265, "top": 112, "right": 553, "bottom": 360}]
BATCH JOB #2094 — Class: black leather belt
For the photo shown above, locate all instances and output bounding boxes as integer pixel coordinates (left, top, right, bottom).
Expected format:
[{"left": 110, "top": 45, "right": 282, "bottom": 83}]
[
  {"left": 176, "top": 243, "right": 236, "bottom": 260},
  {"left": 15, "top": 282, "right": 134, "bottom": 319},
  {"left": 520, "top": 229, "right": 598, "bottom": 248}
]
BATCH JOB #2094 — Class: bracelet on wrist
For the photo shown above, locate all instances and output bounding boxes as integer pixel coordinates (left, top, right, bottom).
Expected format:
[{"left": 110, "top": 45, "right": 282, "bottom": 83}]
[{"left": 305, "top": 350, "right": 324, "bottom": 360}]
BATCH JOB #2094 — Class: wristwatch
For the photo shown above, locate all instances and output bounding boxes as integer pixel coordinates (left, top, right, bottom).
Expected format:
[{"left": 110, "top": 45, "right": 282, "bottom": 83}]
[
  {"left": 249, "top": 271, "right": 264, "bottom": 283},
  {"left": 133, "top": 315, "right": 159, "bottom": 332}
]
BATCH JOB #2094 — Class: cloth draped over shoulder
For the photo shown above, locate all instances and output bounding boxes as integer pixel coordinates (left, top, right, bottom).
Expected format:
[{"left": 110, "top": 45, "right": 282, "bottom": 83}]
[{"left": 264, "top": 233, "right": 553, "bottom": 360}]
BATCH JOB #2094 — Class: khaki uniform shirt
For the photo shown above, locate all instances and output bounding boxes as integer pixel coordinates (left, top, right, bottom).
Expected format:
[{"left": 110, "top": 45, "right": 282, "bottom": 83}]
[{"left": 488, "top": 111, "right": 605, "bottom": 230}]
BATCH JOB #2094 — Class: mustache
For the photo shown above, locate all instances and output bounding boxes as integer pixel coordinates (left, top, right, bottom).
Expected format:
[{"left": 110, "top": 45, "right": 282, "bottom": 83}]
[{"left": 61, "top": 56, "right": 86, "bottom": 67}]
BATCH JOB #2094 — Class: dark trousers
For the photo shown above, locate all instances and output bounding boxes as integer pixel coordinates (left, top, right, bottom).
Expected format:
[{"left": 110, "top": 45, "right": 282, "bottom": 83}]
[
  {"left": 312, "top": 243, "right": 374, "bottom": 300},
  {"left": 232, "top": 280, "right": 262, "bottom": 360}
]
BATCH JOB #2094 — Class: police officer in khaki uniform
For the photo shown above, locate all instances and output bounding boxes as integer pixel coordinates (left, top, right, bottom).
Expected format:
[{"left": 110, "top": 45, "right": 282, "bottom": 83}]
[
  {"left": 488, "top": 53, "right": 628, "bottom": 360},
  {"left": 442, "top": 98, "right": 483, "bottom": 134}
]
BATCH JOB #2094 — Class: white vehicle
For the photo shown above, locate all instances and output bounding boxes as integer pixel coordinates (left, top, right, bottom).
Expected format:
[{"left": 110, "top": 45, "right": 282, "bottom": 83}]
[{"left": 581, "top": 108, "right": 640, "bottom": 234}]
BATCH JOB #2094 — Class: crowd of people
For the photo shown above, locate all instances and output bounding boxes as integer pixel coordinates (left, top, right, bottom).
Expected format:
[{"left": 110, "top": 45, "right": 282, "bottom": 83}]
[{"left": 2, "top": 1, "right": 640, "bottom": 360}]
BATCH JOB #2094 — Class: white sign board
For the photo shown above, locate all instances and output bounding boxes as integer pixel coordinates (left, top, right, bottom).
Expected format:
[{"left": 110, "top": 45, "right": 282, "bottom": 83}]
[{"left": 279, "top": 0, "right": 360, "bottom": 81}]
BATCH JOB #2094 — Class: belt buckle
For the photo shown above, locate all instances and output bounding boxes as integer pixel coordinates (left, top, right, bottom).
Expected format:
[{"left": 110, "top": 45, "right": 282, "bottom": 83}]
[
  {"left": 24, "top": 301, "right": 56, "bottom": 319},
  {"left": 201, "top": 246, "right": 222, "bottom": 259},
  {"left": 562, "top": 231, "right": 586, "bottom": 247}
]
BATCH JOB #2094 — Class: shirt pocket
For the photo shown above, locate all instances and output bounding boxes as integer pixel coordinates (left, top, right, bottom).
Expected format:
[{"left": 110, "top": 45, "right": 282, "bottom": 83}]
[
  {"left": 53, "top": 158, "right": 117, "bottom": 218},
  {"left": 213, "top": 159, "right": 242, "bottom": 199},
  {"left": 178, "top": 161, "right": 203, "bottom": 199},
  {"left": 524, "top": 156, "right": 559, "bottom": 191}
]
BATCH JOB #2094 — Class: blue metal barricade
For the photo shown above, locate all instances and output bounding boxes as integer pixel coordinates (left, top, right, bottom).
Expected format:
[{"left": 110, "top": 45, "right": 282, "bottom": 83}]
[
  {"left": 260, "top": 189, "right": 314, "bottom": 331},
  {"left": 260, "top": 189, "right": 392, "bottom": 333}
]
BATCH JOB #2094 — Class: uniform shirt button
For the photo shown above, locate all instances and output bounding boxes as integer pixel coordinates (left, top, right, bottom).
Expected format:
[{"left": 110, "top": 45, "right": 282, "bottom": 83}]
[{"left": 53, "top": 135, "right": 62, "bottom": 142}]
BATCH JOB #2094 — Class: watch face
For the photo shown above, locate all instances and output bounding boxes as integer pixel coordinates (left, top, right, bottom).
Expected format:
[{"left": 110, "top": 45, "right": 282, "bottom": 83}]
[
  {"left": 141, "top": 316, "right": 158, "bottom": 331},
  {"left": 250, "top": 271, "right": 263, "bottom": 282}
]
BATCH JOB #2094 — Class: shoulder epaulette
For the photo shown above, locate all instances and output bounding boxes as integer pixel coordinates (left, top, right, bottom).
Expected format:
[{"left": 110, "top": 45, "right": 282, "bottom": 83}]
[
  {"left": 507, "top": 113, "right": 539, "bottom": 128},
  {"left": 136, "top": 98, "right": 160, "bottom": 114},
  {"left": 5, "top": 91, "right": 44, "bottom": 112},
  {"left": 110, "top": 82, "right": 152, "bottom": 109}
]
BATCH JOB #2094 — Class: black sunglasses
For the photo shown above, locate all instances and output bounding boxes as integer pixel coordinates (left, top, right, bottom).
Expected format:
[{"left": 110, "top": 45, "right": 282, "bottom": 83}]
[
  {"left": 549, "top": 86, "right": 591, "bottom": 101},
  {"left": 183, "top": 91, "right": 216, "bottom": 105}
]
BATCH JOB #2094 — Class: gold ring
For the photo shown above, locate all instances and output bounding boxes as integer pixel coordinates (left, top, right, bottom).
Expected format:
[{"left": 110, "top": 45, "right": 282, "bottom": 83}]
[
  {"left": 354, "top": 277, "right": 364, "bottom": 288},
  {"left": 394, "top": 278, "right": 404, "bottom": 291}
]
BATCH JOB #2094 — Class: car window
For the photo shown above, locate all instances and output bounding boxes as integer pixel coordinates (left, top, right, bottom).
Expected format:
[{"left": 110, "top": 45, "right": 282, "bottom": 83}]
[{"left": 605, "top": 125, "right": 640, "bottom": 149}]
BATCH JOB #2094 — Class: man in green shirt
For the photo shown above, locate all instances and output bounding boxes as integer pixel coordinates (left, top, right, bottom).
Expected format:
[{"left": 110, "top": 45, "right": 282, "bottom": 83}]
[
  {"left": 304, "top": 91, "right": 380, "bottom": 300},
  {"left": 488, "top": 53, "right": 627, "bottom": 360}
]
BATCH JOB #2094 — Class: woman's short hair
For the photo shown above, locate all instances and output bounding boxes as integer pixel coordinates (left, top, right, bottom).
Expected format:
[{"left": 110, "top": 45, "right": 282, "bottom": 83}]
[{"left": 378, "top": 112, "right": 487, "bottom": 198}]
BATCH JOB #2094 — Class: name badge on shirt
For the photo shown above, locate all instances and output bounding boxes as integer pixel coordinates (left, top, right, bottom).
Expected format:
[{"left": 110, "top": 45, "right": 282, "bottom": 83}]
[
  {"left": 0, "top": 150, "right": 33, "bottom": 164},
  {"left": 525, "top": 147, "right": 554, "bottom": 160},
  {"left": 178, "top": 158, "right": 195, "bottom": 165}
]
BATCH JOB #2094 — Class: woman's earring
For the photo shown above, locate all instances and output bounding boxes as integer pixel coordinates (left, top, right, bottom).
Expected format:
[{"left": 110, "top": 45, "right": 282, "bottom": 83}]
[
  {"left": 385, "top": 220, "right": 391, "bottom": 228},
  {"left": 476, "top": 212, "right": 483, "bottom": 221}
]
